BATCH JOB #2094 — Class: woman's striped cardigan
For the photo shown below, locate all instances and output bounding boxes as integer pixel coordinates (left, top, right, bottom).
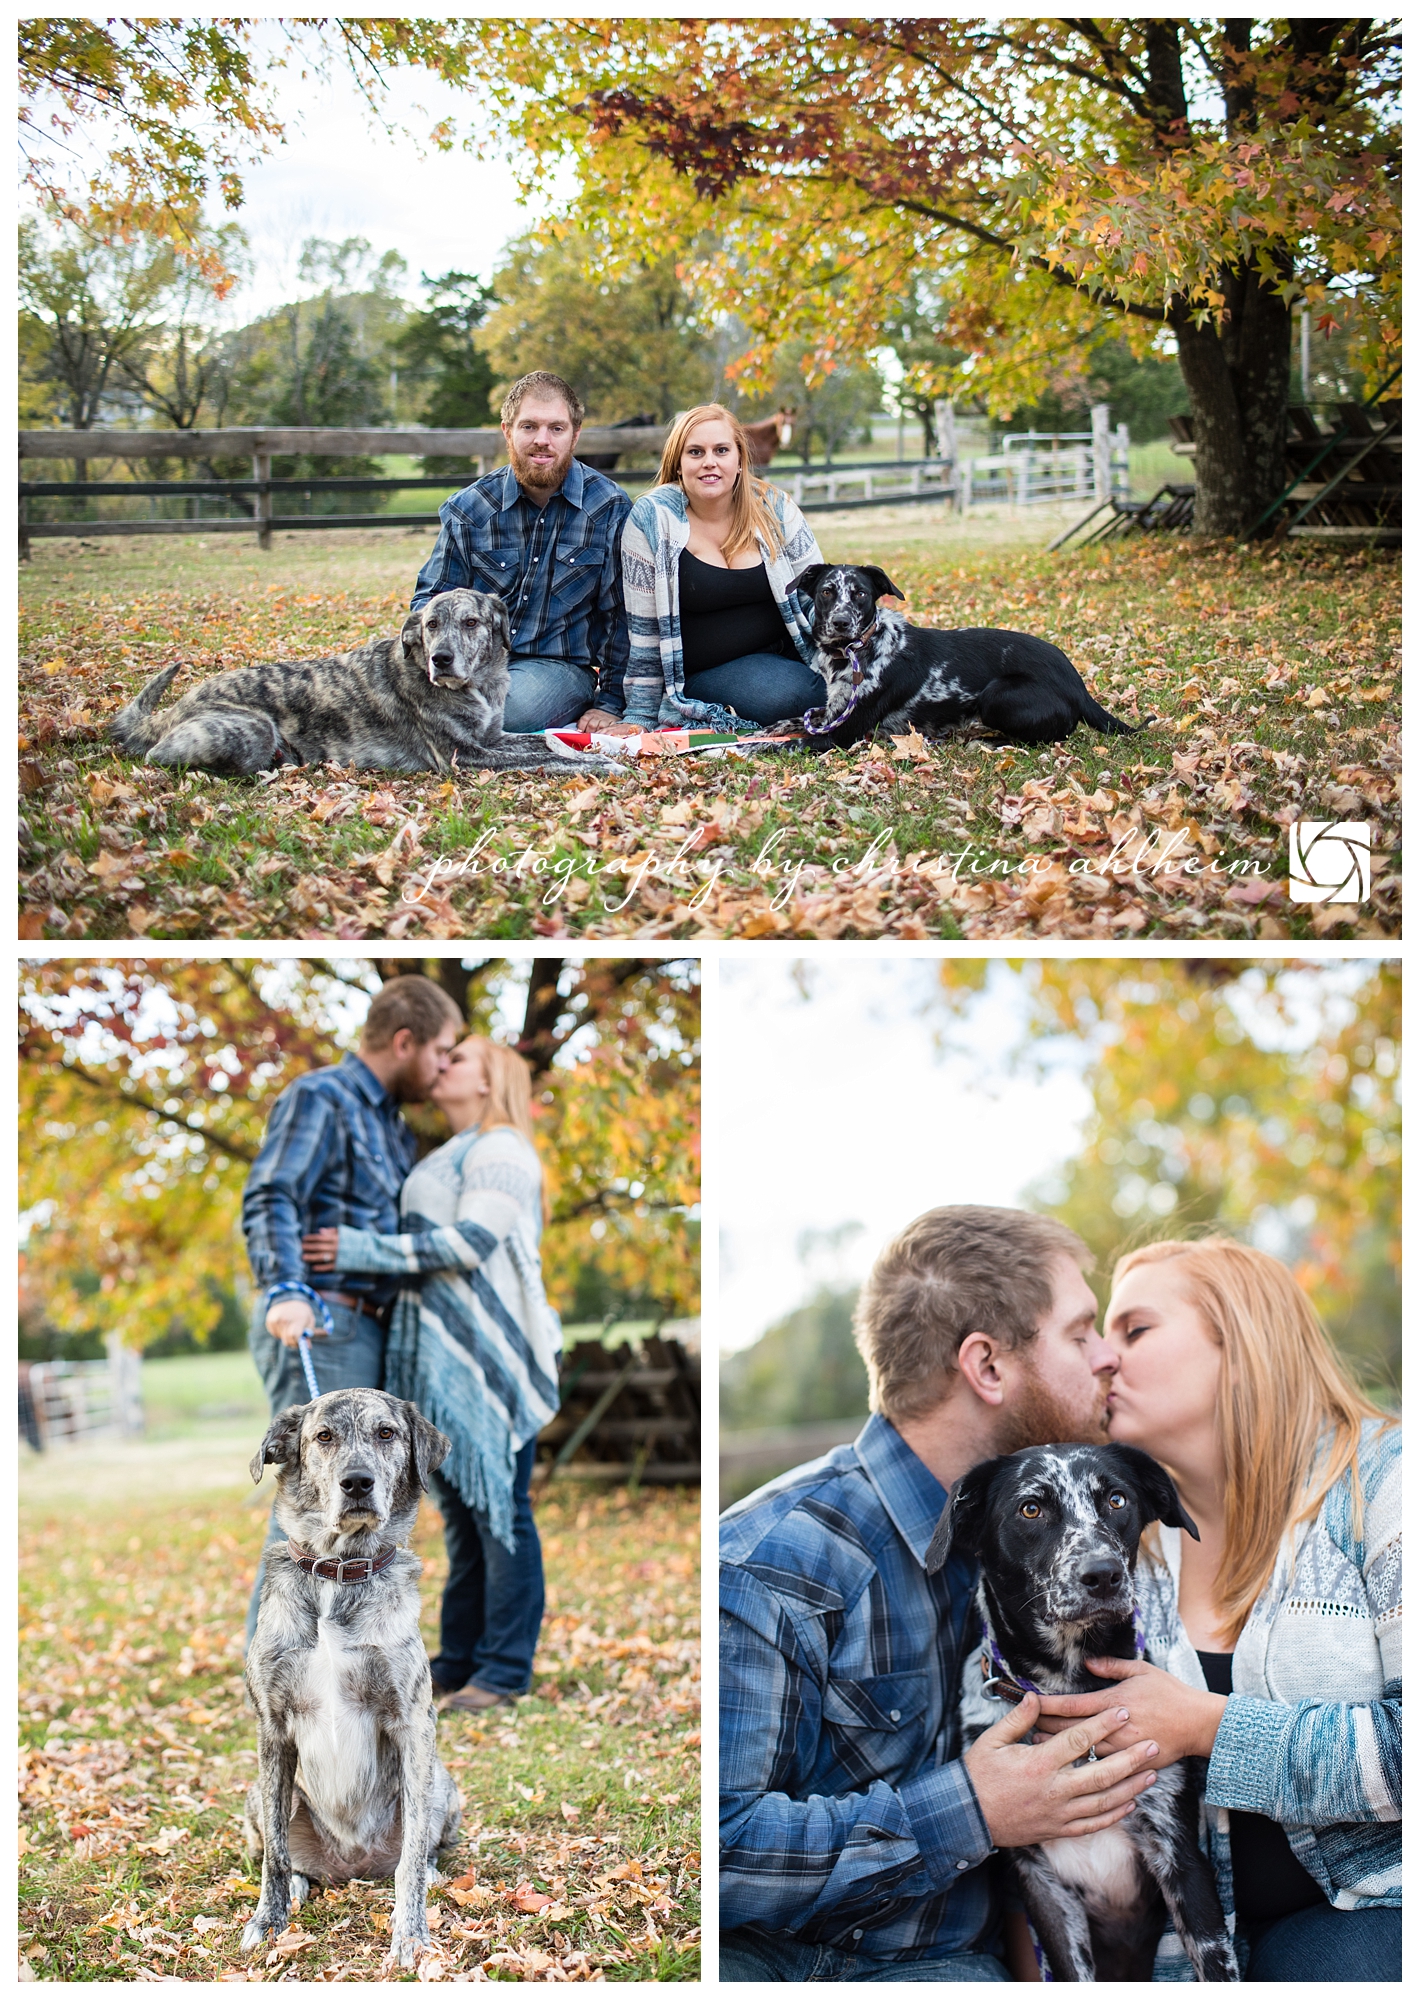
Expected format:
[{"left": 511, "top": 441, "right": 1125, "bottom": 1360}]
[
  {"left": 331, "top": 1123, "right": 561, "bottom": 1551},
  {"left": 619, "top": 480, "right": 823, "bottom": 730},
  {"left": 1139, "top": 1418, "right": 1402, "bottom": 1978}
]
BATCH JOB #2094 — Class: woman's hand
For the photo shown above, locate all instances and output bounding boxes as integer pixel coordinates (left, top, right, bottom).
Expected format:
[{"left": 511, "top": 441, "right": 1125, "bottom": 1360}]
[
  {"left": 1032, "top": 1658, "right": 1227, "bottom": 1764},
  {"left": 301, "top": 1227, "right": 340, "bottom": 1271},
  {"left": 576, "top": 707, "right": 640, "bottom": 737}
]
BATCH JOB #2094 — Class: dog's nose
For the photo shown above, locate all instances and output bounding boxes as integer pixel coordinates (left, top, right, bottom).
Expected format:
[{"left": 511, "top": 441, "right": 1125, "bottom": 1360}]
[
  {"left": 339, "top": 1470, "right": 376, "bottom": 1501},
  {"left": 1078, "top": 1557, "right": 1126, "bottom": 1596},
  {"left": 430, "top": 649, "right": 455, "bottom": 670}
]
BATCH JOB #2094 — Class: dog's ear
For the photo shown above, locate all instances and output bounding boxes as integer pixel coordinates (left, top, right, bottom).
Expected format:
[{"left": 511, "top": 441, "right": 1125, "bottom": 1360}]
[
  {"left": 403, "top": 1402, "right": 451, "bottom": 1491},
  {"left": 924, "top": 1454, "right": 1005, "bottom": 1574},
  {"left": 861, "top": 566, "right": 904, "bottom": 603},
  {"left": 400, "top": 608, "right": 426, "bottom": 659},
  {"left": 1101, "top": 1443, "right": 1199, "bottom": 1541},
  {"left": 249, "top": 1404, "right": 305, "bottom": 1486},
  {"left": 489, "top": 593, "right": 511, "bottom": 658},
  {"left": 792, "top": 563, "right": 830, "bottom": 604}
]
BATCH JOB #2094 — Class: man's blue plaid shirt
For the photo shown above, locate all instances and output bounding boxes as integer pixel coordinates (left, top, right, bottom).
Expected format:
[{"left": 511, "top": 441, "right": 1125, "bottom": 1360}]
[
  {"left": 720, "top": 1414, "right": 996, "bottom": 1961},
  {"left": 241, "top": 1054, "right": 419, "bottom": 1309},
  {"left": 410, "top": 459, "right": 633, "bottom": 713}
]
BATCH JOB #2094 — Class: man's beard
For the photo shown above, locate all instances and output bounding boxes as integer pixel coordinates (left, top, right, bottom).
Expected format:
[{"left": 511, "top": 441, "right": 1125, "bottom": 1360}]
[
  {"left": 995, "top": 1364, "right": 1110, "bottom": 1454},
  {"left": 510, "top": 441, "right": 570, "bottom": 491}
]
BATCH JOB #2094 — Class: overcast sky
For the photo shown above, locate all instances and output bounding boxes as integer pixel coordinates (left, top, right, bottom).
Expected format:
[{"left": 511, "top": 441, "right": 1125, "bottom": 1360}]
[
  {"left": 225, "top": 59, "right": 548, "bottom": 320},
  {"left": 27, "top": 35, "right": 553, "bottom": 322},
  {"left": 713, "top": 958, "right": 1095, "bottom": 1353}
]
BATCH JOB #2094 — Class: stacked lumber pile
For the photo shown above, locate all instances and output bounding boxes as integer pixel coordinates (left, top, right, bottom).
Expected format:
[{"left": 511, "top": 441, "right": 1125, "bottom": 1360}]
[{"left": 535, "top": 1319, "right": 700, "bottom": 1486}]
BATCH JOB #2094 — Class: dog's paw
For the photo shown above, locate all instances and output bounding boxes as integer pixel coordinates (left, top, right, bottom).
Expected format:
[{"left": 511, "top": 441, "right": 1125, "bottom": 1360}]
[
  {"left": 241, "top": 1914, "right": 278, "bottom": 1955},
  {"left": 289, "top": 1873, "right": 311, "bottom": 1911},
  {"left": 384, "top": 1927, "right": 432, "bottom": 1973}
]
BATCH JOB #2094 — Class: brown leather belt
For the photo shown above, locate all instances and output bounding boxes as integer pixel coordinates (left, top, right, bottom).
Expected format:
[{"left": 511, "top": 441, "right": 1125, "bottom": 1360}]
[{"left": 314, "top": 1289, "right": 386, "bottom": 1324}]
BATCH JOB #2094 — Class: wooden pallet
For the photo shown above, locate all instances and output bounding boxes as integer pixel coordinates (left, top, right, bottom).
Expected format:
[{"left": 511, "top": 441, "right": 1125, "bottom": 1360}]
[{"left": 534, "top": 1331, "right": 700, "bottom": 1486}]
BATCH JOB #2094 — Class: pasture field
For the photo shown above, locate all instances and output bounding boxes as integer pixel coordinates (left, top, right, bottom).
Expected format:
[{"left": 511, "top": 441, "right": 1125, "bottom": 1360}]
[
  {"left": 19, "top": 514, "right": 1398, "bottom": 939},
  {"left": 19, "top": 1426, "right": 700, "bottom": 1982}
]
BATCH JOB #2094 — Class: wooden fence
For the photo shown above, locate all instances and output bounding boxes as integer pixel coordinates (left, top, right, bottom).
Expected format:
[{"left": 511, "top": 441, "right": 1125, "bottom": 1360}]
[{"left": 17, "top": 424, "right": 666, "bottom": 557}]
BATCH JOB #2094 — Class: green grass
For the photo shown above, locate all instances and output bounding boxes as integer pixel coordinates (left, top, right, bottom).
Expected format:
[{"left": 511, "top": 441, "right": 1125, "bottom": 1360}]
[
  {"left": 18, "top": 520, "right": 1399, "bottom": 940},
  {"left": 138, "top": 1353, "right": 267, "bottom": 1442},
  {"left": 20, "top": 1447, "right": 700, "bottom": 1981}
]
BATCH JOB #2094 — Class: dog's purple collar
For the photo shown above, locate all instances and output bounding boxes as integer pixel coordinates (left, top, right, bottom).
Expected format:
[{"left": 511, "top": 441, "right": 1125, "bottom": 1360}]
[
  {"left": 981, "top": 1603, "right": 1147, "bottom": 1705},
  {"left": 802, "top": 620, "right": 879, "bottom": 736},
  {"left": 285, "top": 1538, "right": 400, "bottom": 1584}
]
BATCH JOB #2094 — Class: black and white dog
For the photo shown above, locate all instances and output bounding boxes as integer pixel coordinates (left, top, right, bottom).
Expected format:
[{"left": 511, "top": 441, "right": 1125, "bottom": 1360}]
[
  {"left": 790, "top": 564, "right": 1138, "bottom": 748},
  {"left": 926, "top": 1443, "right": 1238, "bottom": 1983}
]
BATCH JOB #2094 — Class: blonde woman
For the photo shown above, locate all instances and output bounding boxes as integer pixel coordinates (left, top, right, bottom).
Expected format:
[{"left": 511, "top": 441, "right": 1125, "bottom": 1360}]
[
  {"left": 1031, "top": 1238, "right": 1400, "bottom": 1982},
  {"left": 303, "top": 1036, "right": 560, "bottom": 1713},
  {"left": 579, "top": 403, "right": 825, "bottom": 736}
]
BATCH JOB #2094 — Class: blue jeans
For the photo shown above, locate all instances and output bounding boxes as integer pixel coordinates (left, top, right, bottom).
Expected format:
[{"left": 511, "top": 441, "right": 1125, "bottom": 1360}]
[
  {"left": 244, "top": 1296, "right": 388, "bottom": 1645},
  {"left": 1241, "top": 1904, "right": 1400, "bottom": 1982},
  {"left": 428, "top": 1441, "right": 544, "bottom": 1696},
  {"left": 720, "top": 1929, "right": 1008, "bottom": 1982},
  {"left": 683, "top": 651, "right": 826, "bottom": 725},
  {"left": 503, "top": 654, "right": 597, "bottom": 731}
]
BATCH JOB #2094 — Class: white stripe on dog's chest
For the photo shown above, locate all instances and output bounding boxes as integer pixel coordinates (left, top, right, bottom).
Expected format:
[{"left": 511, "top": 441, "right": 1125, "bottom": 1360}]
[
  {"left": 1039, "top": 1825, "right": 1141, "bottom": 1910},
  {"left": 293, "top": 1613, "right": 379, "bottom": 1838}
]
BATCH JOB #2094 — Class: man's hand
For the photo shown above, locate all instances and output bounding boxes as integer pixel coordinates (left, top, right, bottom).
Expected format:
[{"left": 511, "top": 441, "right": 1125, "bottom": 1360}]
[
  {"left": 1032, "top": 1658, "right": 1227, "bottom": 1764},
  {"left": 265, "top": 1296, "right": 318, "bottom": 1348},
  {"left": 962, "top": 1692, "right": 1160, "bottom": 1848},
  {"left": 576, "top": 707, "right": 640, "bottom": 737},
  {"left": 301, "top": 1227, "right": 340, "bottom": 1271}
]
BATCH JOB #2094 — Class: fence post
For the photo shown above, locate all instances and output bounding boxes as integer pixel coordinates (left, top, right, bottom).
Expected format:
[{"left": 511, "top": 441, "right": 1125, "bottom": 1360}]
[
  {"left": 106, "top": 1333, "right": 144, "bottom": 1437},
  {"left": 934, "top": 398, "right": 957, "bottom": 466},
  {"left": 253, "top": 450, "right": 272, "bottom": 550},
  {"left": 1114, "top": 422, "right": 1131, "bottom": 499},
  {"left": 1091, "top": 404, "right": 1111, "bottom": 503}
]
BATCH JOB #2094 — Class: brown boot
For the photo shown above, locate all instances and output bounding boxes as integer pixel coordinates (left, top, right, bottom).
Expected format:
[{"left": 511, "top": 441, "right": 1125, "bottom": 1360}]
[{"left": 442, "top": 1683, "right": 515, "bottom": 1713}]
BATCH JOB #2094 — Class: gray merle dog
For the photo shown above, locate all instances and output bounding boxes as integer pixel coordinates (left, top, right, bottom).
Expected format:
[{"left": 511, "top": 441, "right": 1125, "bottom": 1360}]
[
  {"left": 790, "top": 563, "right": 1139, "bottom": 748},
  {"left": 926, "top": 1443, "right": 1238, "bottom": 1983},
  {"left": 243, "top": 1388, "right": 461, "bottom": 1970},
  {"left": 110, "top": 587, "right": 608, "bottom": 776}
]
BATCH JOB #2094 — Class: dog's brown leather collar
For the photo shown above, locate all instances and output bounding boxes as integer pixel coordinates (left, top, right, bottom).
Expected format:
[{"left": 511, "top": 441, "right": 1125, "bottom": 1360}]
[{"left": 285, "top": 1538, "right": 400, "bottom": 1584}]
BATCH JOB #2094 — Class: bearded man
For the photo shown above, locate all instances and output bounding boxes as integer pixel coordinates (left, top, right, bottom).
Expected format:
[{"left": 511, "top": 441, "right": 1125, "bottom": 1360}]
[
  {"left": 411, "top": 370, "right": 632, "bottom": 731},
  {"left": 720, "top": 1206, "right": 1163, "bottom": 1983}
]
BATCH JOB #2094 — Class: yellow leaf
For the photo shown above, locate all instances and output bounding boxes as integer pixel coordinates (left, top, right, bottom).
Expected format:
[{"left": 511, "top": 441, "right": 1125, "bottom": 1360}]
[{"left": 89, "top": 849, "right": 135, "bottom": 883}]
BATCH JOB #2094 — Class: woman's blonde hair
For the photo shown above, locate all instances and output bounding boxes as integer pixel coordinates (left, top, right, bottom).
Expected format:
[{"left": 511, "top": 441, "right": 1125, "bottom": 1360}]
[
  {"left": 459, "top": 1037, "right": 550, "bottom": 1221},
  {"left": 1111, "top": 1235, "right": 1390, "bottom": 1647},
  {"left": 658, "top": 404, "right": 786, "bottom": 563}
]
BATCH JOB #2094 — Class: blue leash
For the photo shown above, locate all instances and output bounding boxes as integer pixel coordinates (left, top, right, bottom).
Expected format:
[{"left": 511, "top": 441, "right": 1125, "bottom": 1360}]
[{"left": 265, "top": 1282, "right": 334, "bottom": 1400}]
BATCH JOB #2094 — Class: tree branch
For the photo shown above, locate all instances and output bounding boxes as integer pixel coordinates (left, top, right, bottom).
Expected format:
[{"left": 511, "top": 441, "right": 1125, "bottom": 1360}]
[{"left": 56, "top": 1059, "right": 257, "bottom": 1162}]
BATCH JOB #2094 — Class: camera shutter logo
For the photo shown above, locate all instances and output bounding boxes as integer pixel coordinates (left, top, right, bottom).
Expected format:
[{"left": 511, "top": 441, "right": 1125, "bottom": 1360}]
[{"left": 1288, "top": 821, "right": 1371, "bottom": 904}]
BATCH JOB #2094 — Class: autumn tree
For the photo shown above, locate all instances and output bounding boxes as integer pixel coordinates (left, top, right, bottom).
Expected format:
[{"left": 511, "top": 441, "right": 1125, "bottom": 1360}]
[
  {"left": 479, "top": 228, "right": 718, "bottom": 425},
  {"left": 468, "top": 17, "right": 1400, "bottom": 536},
  {"left": 17, "top": 18, "right": 481, "bottom": 282},
  {"left": 393, "top": 270, "right": 499, "bottom": 476},
  {"left": 18, "top": 212, "right": 195, "bottom": 468},
  {"left": 20, "top": 957, "right": 699, "bottom": 1352},
  {"left": 933, "top": 958, "right": 1399, "bottom": 1392}
]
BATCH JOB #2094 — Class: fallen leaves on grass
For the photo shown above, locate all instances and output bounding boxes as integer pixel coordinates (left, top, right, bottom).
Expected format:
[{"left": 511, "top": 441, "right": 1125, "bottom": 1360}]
[
  {"left": 20, "top": 1477, "right": 699, "bottom": 1981},
  {"left": 18, "top": 541, "right": 1399, "bottom": 938}
]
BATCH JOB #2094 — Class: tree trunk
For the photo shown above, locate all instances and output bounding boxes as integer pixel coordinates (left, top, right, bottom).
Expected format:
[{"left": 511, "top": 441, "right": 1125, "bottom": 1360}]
[{"left": 1171, "top": 258, "right": 1294, "bottom": 537}]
